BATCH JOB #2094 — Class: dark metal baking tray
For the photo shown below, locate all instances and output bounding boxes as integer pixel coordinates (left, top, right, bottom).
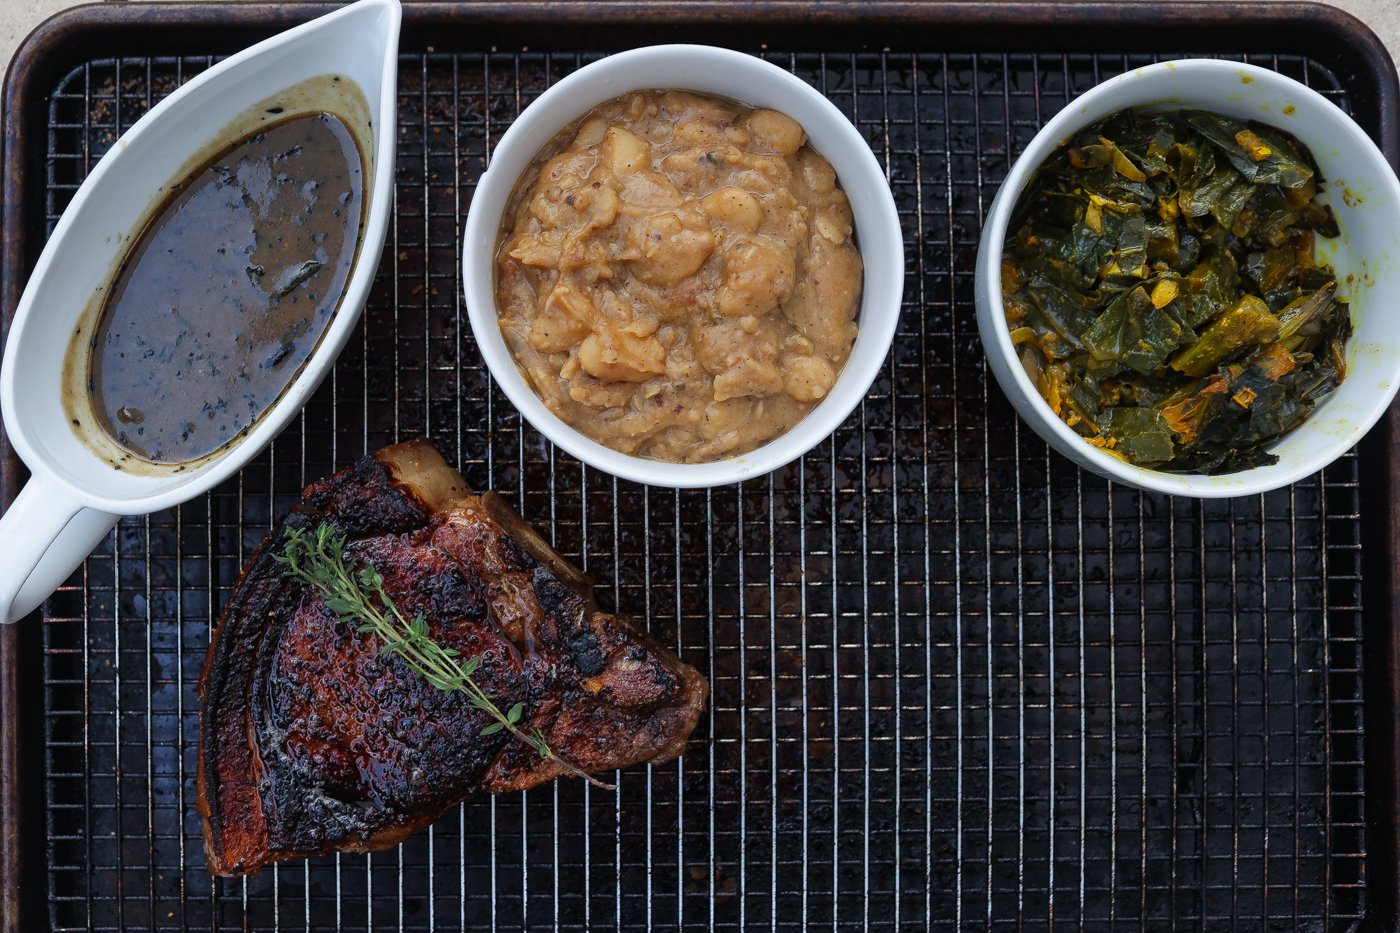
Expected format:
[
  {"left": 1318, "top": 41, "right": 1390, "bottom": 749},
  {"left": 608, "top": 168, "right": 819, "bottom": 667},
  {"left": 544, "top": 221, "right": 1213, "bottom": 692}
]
[{"left": 2, "top": 2, "right": 1398, "bottom": 929}]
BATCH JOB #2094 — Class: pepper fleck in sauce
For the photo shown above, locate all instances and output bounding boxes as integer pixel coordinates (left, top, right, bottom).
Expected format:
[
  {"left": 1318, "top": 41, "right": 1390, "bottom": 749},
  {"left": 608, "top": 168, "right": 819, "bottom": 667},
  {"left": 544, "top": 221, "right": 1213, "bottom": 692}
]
[{"left": 89, "top": 112, "right": 363, "bottom": 463}]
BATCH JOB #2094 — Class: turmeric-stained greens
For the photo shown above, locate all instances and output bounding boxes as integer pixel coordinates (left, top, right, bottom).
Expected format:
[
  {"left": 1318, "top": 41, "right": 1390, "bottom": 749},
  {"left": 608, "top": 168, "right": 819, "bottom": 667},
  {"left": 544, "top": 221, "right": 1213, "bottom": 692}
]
[{"left": 1003, "top": 108, "right": 1350, "bottom": 474}]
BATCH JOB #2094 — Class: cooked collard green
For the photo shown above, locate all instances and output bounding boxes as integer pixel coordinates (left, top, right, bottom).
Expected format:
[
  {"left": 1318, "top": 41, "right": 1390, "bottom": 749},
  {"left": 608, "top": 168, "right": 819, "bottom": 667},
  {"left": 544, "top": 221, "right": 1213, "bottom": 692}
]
[{"left": 1003, "top": 108, "right": 1351, "bottom": 474}]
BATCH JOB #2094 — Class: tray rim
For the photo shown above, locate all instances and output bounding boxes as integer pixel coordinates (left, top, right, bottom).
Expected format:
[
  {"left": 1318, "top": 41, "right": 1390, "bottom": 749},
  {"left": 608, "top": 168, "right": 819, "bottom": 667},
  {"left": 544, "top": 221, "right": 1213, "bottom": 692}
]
[{"left": 2, "top": 3, "right": 1397, "bottom": 930}]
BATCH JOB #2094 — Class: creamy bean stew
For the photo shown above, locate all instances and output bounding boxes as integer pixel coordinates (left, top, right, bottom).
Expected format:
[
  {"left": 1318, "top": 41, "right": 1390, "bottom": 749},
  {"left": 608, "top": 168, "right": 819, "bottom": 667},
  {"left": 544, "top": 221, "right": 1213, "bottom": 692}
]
[{"left": 494, "top": 90, "right": 863, "bottom": 463}]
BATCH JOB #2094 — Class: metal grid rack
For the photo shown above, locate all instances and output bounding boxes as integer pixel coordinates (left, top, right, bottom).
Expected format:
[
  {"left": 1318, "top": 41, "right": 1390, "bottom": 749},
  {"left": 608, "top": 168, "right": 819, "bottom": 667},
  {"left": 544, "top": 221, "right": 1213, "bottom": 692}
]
[{"left": 33, "top": 48, "right": 1366, "bottom": 930}]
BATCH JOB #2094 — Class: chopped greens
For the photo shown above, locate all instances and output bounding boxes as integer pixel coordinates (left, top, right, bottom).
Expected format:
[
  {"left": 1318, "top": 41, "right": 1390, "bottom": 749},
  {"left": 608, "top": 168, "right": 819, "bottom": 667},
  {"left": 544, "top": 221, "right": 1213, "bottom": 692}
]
[{"left": 1003, "top": 108, "right": 1351, "bottom": 474}]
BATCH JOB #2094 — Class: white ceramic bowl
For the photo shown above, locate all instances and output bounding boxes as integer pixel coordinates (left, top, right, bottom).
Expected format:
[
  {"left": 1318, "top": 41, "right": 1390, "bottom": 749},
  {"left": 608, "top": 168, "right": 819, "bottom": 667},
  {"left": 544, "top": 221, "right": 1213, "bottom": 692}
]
[
  {"left": 975, "top": 59, "right": 1400, "bottom": 498},
  {"left": 462, "top": 44, "right": 903, "bottom": 488}
]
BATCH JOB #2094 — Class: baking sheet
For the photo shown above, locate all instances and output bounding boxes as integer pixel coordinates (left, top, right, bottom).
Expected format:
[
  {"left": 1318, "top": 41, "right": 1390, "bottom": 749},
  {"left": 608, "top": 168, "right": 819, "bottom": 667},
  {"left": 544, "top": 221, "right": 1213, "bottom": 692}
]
[{"left": 2, "top": 3, "right": 1397, "bottom": 930}]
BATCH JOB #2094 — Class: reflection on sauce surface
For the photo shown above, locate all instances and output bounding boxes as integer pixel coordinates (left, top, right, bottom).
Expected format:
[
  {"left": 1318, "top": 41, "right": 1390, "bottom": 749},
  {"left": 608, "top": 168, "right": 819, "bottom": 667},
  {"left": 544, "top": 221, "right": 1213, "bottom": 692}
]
[{"left": 89, "top": 113, "right": 363, "bottom": 463}]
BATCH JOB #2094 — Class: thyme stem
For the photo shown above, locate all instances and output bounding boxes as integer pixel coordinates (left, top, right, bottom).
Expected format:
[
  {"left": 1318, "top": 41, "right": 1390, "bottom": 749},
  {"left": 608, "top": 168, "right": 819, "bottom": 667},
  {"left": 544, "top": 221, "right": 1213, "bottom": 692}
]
[{"left": 275, "top": 522, "right": 613, "bottom": 790}]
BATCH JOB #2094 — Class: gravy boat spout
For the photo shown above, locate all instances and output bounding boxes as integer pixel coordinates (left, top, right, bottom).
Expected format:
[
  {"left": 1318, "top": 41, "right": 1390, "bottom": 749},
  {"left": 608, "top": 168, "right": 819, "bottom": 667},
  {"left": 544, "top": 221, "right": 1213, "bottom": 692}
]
[{"left": 0, "top": 0, "right": 401, "bottom": 623}]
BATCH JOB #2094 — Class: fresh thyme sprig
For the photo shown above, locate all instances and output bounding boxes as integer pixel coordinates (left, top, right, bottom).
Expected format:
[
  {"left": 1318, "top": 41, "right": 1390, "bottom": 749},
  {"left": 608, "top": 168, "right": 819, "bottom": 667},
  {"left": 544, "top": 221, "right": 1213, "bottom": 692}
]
[{"left": 275, "top": 522, "right": 613, "bottom": 790}]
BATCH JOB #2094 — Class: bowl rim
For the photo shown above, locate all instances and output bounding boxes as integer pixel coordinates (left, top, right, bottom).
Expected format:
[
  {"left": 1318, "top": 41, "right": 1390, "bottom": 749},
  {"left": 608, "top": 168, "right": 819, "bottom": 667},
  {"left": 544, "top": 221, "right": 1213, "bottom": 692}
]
[
  {"left": 462, "top": 43, "right": 903, "bottom": 488},
  {"left": 976, "top": 57, "right": 1400, "bottom": 498}
]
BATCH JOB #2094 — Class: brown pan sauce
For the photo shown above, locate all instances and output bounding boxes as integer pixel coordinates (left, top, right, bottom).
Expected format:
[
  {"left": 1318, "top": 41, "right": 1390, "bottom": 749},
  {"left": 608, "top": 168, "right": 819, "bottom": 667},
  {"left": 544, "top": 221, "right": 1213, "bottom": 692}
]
[{"left": 84, "top": 112, "right": 363, "bottom": 464}]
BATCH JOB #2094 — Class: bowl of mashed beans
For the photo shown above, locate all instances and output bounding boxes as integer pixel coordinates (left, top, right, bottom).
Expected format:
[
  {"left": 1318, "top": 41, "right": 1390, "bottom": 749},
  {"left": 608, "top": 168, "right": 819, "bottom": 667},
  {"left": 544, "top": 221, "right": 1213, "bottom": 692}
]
[{"left": 463, "top": 45, "right": 903, "bottom": 487}]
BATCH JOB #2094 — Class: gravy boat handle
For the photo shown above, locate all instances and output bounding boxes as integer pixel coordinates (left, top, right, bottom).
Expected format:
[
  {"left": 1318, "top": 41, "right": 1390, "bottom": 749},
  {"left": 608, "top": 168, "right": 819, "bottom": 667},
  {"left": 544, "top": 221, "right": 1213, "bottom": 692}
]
[{"left": 0, "top": 472, "right": 118, "bottom": 623}]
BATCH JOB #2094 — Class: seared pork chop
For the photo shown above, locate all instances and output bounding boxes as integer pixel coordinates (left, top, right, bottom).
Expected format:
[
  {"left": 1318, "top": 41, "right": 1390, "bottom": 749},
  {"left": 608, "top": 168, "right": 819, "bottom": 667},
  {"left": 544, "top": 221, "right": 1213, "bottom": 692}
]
[{"left": 197, "top": 440, "right": 707, "bottom": 876}]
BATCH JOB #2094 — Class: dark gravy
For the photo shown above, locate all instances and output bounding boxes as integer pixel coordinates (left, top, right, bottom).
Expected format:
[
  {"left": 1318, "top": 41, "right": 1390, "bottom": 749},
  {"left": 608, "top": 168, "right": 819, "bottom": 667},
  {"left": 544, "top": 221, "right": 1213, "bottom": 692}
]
[{"left": 88, "top": 113, "right": 363, "bottom": 463}]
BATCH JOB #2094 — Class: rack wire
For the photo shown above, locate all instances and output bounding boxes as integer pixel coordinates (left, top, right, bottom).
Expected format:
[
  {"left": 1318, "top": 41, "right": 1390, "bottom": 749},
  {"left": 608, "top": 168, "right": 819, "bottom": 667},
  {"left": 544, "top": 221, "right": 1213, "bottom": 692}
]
[{"left": 36, "top": 49, "right": 1366, "bottom": 929}]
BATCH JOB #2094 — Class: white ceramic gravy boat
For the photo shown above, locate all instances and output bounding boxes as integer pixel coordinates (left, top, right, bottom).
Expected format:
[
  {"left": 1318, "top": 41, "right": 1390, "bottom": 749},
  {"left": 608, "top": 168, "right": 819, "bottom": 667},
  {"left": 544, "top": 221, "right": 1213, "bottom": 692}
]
[{"left": 0, "top": 0, "right": 401, "bottom": 623}]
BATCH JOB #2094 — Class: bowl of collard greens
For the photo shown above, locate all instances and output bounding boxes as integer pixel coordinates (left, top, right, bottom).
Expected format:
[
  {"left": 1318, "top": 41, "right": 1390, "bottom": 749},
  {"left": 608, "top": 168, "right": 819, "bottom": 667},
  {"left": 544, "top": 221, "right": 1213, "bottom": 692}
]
[{"left": 976, "top": 58, "right": 1400, "bottom": 498}]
